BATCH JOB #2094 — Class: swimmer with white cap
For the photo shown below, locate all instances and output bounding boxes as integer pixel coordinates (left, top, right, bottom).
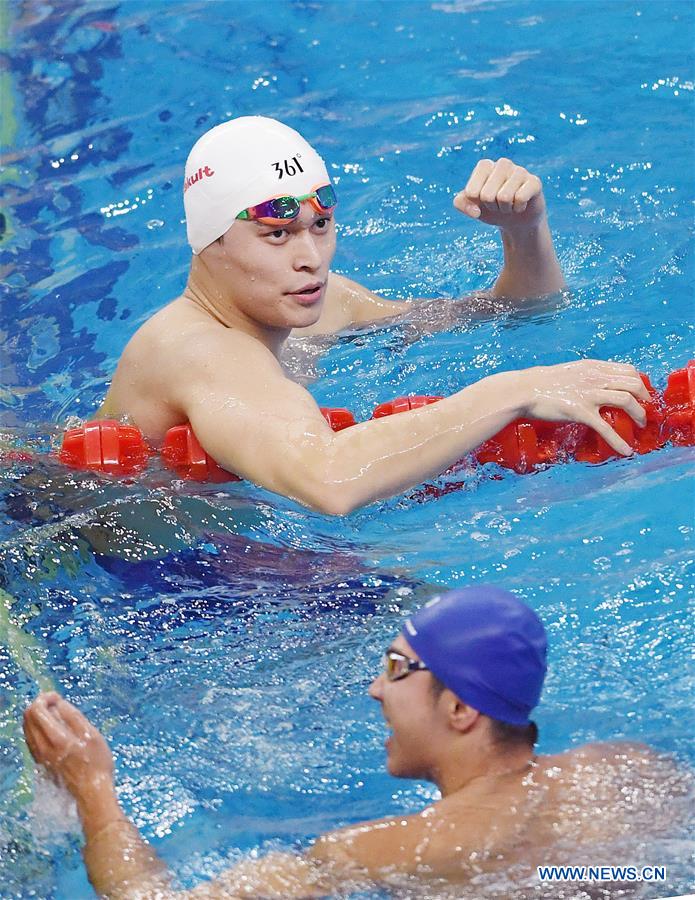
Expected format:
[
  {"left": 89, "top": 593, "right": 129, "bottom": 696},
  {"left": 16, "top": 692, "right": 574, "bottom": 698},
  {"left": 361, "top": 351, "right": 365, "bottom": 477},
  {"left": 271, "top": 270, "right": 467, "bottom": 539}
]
[
  {"left": 98, "top": 116, "right": 649, "bottom": 513},
  {"left": 24, "top": 586, "right": 689, "bottom": 897}
]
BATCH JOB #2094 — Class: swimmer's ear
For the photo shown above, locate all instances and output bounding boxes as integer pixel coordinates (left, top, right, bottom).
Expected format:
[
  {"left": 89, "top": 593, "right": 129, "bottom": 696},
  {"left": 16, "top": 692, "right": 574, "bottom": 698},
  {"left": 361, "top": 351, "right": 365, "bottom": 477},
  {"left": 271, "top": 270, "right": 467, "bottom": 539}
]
[{"left": 440, "top": 691, "right": 480, "bottom": 733}]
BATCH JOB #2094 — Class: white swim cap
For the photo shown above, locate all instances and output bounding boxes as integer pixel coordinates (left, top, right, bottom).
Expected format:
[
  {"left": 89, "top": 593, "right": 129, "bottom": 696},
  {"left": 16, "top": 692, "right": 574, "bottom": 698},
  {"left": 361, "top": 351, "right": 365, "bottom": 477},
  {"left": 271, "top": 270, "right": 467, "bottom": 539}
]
[{"left": 183, "top": 116, "right": 331, "bottom": 254}]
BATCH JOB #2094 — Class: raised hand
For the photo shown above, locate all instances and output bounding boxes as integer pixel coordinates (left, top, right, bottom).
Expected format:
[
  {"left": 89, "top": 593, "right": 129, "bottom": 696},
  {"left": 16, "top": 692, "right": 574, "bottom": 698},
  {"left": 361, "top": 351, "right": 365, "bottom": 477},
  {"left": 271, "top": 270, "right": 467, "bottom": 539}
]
[
  {"left": 23, "top": 692, "right": 114, "bottom": 802},
  {"left": 454, "top": 158, "right": 546, "bottom": 232}
]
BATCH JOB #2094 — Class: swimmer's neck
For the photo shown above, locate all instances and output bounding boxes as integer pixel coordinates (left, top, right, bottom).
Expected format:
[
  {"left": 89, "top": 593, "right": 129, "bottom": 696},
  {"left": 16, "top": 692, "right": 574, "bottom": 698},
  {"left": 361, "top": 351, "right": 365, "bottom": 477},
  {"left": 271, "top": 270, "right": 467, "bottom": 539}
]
[
  {"left": 184, "top": 258, "right": 290, "bottom": 357},
  {"left": 435, "top": 743, "right": 537, "bottom": 798}
]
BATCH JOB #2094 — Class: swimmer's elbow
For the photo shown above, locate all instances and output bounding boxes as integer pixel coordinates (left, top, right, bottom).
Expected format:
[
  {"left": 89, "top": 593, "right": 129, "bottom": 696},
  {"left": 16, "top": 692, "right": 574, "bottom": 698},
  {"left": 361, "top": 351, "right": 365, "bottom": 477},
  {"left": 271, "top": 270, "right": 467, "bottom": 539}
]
[
  {"left": 271, "top": 445, "right": 367, "bottom": 515},
  {"left": 282, "top": 467, "right": 363, "bottom": 516},
  {"left": 321, "top": 495, "right": 361, "bottom": 517},
  {"left": 297, "top": 485, "right": 361, "bottom": 517}
]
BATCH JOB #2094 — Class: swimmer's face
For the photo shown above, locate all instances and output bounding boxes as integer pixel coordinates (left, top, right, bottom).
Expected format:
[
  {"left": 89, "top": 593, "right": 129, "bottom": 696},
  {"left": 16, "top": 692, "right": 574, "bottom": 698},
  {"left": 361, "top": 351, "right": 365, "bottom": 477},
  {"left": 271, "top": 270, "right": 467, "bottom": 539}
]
[
  {"left": 369, "top": 635, "right": 447, "bottom": 781},
  {"left": 202, "top": 202, "right": 336, "bottom": 329}
]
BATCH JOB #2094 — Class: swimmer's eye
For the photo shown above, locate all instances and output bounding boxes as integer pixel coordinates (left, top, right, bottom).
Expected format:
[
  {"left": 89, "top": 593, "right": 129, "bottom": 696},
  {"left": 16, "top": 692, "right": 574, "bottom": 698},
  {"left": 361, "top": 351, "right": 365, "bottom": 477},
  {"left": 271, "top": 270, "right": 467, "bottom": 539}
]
[
  {"left": 260, "top": 218, "right": 332, "bottom": 241},
  {"left": 259, "top": 227, "right": 290, "bottom": 241}
]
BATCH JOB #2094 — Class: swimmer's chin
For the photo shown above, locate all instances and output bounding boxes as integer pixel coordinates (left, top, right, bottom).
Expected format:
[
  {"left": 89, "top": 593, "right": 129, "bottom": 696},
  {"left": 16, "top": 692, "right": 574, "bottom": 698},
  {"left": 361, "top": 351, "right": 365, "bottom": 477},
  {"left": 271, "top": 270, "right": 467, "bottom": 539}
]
[{"left": 284, "top": 298, "right": 326, "bottom": 331}]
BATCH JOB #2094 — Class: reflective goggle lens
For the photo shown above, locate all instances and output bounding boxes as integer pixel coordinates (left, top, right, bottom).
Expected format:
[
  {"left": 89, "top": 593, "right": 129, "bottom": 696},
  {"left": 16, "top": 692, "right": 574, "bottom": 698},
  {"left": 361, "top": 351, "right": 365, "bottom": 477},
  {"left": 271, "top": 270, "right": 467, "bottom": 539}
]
[
  {"left": 383, "top": 650, "right": 429, "bottom": 682},
  {"left": 384, "top": 652, "right": 406, "bottom": 681},
  {"left": 314, "top": 183, "right": 337, "bottom": 210},
  {"left": 264, "top": 196, "right": 301, "bottom": 219},
  {"left": 238, "top": 184, "right": 337, "bottom": 224}
]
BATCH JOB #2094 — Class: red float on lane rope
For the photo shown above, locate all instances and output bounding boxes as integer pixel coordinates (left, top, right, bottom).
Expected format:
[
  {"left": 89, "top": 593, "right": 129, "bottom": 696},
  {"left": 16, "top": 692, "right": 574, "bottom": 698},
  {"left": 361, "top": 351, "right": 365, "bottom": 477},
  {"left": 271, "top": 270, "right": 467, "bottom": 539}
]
[
  {"left": 161, "top": 425, "right": 239, "bottom": 483},
  {"left": 58, "top": 420, "right": 150, "bottom": 476},
  {"left": 663, "top": 359, "right": 695, "bottom": 446},
  {"left": 319, "top": 407, "right": 356, "bottom": 431}
]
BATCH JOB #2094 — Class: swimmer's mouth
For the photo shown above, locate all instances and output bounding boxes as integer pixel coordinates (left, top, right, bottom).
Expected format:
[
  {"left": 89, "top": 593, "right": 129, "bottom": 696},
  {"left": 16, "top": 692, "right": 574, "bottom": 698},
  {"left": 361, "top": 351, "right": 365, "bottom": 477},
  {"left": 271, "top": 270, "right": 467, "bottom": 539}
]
[{"left": 287, "top": 282, "right": 324, "bottom": 302}]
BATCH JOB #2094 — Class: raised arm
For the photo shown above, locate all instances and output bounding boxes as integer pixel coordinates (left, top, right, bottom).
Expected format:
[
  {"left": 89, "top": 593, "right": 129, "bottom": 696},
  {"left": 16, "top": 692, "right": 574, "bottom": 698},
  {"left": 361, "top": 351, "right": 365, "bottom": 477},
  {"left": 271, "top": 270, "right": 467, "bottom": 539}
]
[
  {"left": 455, "top": 157, "right": 566, "bottom": 301},
  {"left": 183, "top": 333, "right": 649, "bottom": 515},
  {"left": 23, "top": 693, "right": 171, "bottom": 900},
  {"left": 293, "top": 158, "right": 566, "bottom": 337},
  {"left": 22, "top": 694, "right": 471, "bottom": 899}
]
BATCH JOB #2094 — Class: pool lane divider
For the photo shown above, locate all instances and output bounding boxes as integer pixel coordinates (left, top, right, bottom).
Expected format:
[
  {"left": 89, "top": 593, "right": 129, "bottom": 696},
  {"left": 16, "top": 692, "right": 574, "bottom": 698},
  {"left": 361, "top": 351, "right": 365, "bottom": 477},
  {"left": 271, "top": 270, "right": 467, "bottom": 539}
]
[{"left": 8, "top": 359, "right": 694, "bottom": 482}]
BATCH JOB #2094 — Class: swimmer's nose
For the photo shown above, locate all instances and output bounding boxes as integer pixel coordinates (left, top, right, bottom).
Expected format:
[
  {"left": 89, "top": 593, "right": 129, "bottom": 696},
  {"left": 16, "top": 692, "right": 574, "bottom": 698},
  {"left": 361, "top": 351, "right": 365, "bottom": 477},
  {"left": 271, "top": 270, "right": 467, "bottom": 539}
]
[
  {"left": 368, "top": 672, "right": 385, "bottom": 701},
  {"left": 292, "top": 230, "right": 322, "bottom": 271}
]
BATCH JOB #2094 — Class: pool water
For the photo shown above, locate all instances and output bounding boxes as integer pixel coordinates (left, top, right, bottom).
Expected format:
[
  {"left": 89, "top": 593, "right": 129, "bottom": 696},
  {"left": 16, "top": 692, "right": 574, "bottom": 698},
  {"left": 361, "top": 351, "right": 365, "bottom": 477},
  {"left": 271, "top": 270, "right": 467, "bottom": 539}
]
[{"left": 1, "top": 1, "right": 693, "bottom": 897}]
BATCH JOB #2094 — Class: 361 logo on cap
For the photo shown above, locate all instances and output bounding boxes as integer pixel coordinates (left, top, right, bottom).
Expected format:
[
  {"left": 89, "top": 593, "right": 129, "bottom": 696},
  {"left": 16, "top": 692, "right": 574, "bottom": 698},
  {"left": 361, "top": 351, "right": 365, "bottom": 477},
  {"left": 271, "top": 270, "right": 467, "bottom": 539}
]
[
  {"left": 184, "top": 165, "right": 215, "bottom": 193},
  {"left": 272, "top": 155, "right": 304, "bottom": 179}
]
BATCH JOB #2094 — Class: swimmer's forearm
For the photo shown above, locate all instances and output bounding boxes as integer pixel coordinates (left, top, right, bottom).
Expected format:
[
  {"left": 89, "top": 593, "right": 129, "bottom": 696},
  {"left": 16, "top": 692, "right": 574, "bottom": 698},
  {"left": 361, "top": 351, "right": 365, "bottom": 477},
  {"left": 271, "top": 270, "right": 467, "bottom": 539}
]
[
  {"left": 77, "top": 788, "right": 172, "bottom": 899},
  {"left": 75, "top": 779, "right": 125, "bottom": 837},
  {"left": 302, "top": 371, "right": 524, "bottom": 513},
  {"left": 492, "top": 220, "right": 566, "bottom": 299}
]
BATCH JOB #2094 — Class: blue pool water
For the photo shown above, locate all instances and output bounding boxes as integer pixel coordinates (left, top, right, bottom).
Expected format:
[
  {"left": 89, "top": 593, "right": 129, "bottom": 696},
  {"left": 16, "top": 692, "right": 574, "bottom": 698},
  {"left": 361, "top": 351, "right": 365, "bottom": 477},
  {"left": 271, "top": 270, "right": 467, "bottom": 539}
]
[{"left": 1, "top": 1, "right": 693, "bottom": 897}]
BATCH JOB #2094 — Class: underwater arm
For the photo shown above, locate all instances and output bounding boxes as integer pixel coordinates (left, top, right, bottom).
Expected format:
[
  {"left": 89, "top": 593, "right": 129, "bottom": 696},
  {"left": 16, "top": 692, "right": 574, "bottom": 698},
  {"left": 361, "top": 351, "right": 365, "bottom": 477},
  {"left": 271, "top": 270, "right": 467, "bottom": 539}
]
[{"left": 187, "top": 810, "right": 451, "bottom": 897}]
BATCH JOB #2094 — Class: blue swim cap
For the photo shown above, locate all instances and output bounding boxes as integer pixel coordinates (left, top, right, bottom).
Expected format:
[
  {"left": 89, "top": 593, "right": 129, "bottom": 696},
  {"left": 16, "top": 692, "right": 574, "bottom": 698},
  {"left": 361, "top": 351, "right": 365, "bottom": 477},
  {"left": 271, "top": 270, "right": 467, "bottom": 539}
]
[{"left": 402, "top": 586, "right": 547, "bottom": 725}]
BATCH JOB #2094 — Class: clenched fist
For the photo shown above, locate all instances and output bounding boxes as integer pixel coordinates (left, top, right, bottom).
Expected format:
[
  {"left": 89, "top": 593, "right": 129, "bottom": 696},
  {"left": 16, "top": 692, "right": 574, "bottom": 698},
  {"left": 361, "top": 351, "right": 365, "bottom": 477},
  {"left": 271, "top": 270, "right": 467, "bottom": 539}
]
[{"left": 454, "top": 158, "right": 546, "bottom": 232}]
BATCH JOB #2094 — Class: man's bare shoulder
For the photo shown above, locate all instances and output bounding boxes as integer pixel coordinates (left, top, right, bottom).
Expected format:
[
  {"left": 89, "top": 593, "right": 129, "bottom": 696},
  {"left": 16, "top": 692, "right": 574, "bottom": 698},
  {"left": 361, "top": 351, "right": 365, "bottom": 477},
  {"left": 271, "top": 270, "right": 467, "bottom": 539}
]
[
  {"left": 537, "top": 742, "right": 691, "bottom": 829},
  {"left": 101, "top": 297, "right": 285, "bottom": 437},
  {"left": 309, "top": 774, "right": 535, "bottom": 881},
  {"left": 125, "top": 297, "right": 277, "bottom": 368},
  {"left": 533, "top": 742, "right": 673, "bottom": 794},
  {"left": 113, "top": 298, "right": 285, "bottom": 401},
  {"left": 548, "top": 740, "right": 668, "bottom": 771}
]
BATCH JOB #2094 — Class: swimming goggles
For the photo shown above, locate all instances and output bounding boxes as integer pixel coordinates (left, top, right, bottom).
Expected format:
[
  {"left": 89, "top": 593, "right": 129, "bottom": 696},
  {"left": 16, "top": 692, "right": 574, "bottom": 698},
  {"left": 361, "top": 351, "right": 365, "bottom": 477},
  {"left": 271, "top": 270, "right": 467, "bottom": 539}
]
[
  {"left": 383, "top": 649, "right": 430, "bottom": 682},
  {"left": 236, "top": 183, "right": 337, "bottom": 226}
]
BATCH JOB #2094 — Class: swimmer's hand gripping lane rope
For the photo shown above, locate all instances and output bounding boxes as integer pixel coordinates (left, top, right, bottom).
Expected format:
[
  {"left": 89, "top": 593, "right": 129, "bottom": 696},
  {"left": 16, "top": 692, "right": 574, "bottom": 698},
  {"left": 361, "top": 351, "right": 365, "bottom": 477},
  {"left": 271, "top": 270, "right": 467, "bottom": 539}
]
[{"left": 53, "top": 359, "right": 695, "bottom": 481}]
